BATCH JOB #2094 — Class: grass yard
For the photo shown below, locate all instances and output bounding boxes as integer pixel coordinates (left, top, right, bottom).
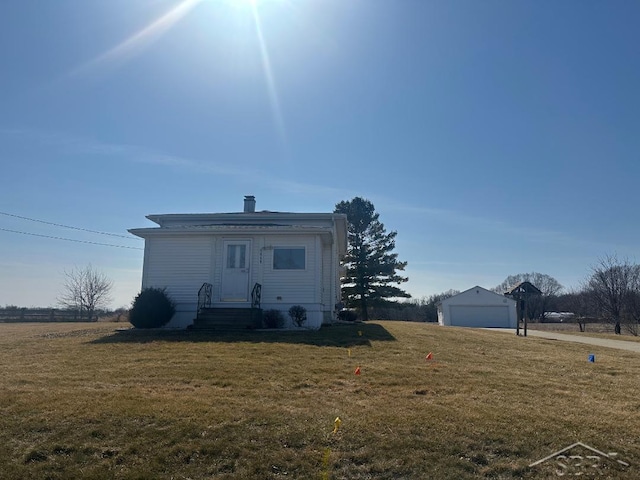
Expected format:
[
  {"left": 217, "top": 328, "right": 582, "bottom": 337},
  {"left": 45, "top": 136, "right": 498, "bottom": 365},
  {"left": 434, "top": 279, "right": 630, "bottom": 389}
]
[{"left": 0, "top": 321, "right": 638, "bottom": 479}]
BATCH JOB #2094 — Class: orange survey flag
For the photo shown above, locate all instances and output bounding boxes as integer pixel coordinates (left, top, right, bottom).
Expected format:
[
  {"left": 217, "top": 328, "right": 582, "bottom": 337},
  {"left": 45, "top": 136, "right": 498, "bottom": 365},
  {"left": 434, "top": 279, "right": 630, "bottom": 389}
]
[
  {"left": 354, "top": 366, "right": 361, "bottom": 375},
  {"left": 425, "top": 352, "right": 433, "bottom": 361}
]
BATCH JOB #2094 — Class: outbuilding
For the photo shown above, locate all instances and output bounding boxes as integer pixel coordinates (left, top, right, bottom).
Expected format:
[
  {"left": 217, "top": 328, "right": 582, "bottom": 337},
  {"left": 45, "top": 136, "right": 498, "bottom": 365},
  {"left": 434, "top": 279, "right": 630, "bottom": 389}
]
[{"left": 437, "top": 286, "right": 518, "bottom": 328}]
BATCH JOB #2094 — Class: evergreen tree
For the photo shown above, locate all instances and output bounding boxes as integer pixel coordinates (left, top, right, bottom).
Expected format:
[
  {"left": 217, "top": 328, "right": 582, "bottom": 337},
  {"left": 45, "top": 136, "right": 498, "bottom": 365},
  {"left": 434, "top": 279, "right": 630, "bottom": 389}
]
[{"left": 335, "top": 197, "right": 410, "bottom": 320}]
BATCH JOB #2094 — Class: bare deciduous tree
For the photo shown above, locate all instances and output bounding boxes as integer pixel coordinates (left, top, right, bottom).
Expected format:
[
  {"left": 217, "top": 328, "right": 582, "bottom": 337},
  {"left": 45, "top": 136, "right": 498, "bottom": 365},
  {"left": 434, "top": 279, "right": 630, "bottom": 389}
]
[
  {"left": 58, "top": 265, "right": 113, "bottom": 322},
  {"left": 587, "top": 254, "right": 640, "bottom": 335},
  {"left": 494, "top": 272, "right": 563, "bottom": 320},
  {"left": 557, "top": 288, "right": 594, "bottom": 332},
  {"left": 623, "top": 290, "right": 640, "bottom": 336}
]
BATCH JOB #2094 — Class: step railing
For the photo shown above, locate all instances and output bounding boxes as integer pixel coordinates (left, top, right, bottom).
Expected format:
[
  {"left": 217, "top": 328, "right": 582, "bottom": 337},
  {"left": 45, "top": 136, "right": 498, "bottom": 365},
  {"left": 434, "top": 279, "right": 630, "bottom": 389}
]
[
  {"left": 251, "top": 283, "right": 262, "bottom": 309},
  {"left": 197, "top": 282, "right": 212, "bottom": 317}
]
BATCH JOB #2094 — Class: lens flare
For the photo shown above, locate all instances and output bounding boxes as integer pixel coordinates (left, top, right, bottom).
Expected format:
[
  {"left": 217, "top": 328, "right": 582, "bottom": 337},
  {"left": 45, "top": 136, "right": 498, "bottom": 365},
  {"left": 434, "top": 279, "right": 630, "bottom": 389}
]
[{"left": 68, "top": 0, "right": 203, "bottom": 77}]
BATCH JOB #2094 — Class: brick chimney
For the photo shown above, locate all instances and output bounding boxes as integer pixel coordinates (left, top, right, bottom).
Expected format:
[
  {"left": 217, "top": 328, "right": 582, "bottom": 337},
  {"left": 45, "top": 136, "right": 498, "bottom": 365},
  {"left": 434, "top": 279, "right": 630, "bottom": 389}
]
[{"left": 243, "top": 195, "right": 256, "bottom": 213}]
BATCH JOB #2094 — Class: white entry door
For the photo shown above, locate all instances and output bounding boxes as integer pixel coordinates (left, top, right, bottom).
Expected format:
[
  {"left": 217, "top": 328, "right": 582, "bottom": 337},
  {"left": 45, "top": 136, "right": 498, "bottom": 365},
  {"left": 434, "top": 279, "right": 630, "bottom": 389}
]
[{"left": 221, "top": 240, "right": 251, "bottom": 301}]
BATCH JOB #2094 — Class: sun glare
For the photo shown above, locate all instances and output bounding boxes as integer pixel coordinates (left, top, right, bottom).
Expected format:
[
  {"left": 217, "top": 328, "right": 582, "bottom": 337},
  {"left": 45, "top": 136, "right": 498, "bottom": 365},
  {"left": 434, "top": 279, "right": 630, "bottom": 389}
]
[
  {"left": 223, "top": 0, "right": 281, "bottom": 9},
  {"left": 67, "top": 0, "right": 288, "bottom": 147},
  {"left": 221, "top": 0, "right": 254, "bottom": 8},
  {"left": 68, "top": 0, "right": 203, "bottom": 77}
]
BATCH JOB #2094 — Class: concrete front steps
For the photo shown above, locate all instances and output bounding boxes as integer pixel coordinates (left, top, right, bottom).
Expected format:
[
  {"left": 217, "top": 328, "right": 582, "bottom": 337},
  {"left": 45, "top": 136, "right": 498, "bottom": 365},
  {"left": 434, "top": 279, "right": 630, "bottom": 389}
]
[{"left": 191, "top": 307, "right": 263, "bottom": 331}]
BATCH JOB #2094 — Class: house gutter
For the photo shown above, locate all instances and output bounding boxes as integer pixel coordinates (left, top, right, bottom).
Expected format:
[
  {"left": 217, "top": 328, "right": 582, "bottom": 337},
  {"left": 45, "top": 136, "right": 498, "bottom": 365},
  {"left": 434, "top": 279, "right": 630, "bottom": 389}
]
[{"left": 128, "top": 226, "right": 335, "bottom": 239}]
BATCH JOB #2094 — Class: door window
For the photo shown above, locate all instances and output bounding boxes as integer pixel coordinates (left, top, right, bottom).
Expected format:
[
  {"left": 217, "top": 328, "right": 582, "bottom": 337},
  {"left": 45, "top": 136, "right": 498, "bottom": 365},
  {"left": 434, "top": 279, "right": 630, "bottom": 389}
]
[{"left": 227, "top": 244, "right": 246, "bottom": 269}]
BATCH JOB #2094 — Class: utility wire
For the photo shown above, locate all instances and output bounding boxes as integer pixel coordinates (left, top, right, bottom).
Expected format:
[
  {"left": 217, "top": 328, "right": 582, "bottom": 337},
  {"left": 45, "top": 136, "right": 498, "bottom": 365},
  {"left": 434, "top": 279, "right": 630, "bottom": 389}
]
[
  {"left": 0, "top": 227, "right": 144, "bottom": 250},
  {"left": 0, "top": 211, "right": 140, "bottom": 240}
]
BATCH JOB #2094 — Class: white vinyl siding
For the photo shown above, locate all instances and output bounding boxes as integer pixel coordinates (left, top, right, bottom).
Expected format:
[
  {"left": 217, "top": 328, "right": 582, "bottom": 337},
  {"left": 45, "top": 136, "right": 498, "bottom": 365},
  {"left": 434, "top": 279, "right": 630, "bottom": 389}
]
[
  {"left": 262, "top": 236, "right": 316, "bottom": 304},
  {"left": 322, "top": 243, "right": 332, "bottom": 306},
  {"left": 143, "top": 236, "right": 212, "bottom": 304}
]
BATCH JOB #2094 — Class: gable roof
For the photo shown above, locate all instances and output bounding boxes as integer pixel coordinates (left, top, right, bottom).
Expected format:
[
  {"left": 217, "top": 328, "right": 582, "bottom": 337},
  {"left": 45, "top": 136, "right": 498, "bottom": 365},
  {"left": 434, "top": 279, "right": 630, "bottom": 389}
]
[
  {"left": 439, "top": 286, "right": 516, "bottom": 306},
  {"left": 504, "top": 281, "right": 542, "bottom": 296}
]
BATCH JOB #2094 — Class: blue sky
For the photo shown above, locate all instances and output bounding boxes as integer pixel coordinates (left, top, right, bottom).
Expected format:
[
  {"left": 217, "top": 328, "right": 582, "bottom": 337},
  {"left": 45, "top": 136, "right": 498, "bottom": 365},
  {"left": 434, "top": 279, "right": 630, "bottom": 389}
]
[{"left": 1, "top": 0, "right": 639, "bottom": 308}]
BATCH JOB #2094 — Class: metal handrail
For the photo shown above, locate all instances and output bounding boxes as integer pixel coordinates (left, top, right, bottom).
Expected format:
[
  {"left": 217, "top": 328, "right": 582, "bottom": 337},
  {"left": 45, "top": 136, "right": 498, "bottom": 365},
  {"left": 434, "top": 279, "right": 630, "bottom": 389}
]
[
  {"left": 197, "top": 282, "right": 212, "bottom": 314},
  {"left": 251, "top": 283, "right": 262, "bottom": 309}
]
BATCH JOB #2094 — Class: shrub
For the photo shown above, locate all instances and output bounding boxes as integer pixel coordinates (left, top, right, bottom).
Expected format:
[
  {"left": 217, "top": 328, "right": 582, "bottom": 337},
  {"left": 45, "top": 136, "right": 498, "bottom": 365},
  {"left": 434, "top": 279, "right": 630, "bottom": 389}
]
[
  {"left": 129, "top": 288, "right": 176, "bottom": 329},
  {"left": 288, "top": 305, "right": 307, "bottom": 328},
  {"left": 263, "top": 309, "right": 284, "bottom": 329},
  {"left": 338, "top": 309, "right": 358, "bottom": 322}
]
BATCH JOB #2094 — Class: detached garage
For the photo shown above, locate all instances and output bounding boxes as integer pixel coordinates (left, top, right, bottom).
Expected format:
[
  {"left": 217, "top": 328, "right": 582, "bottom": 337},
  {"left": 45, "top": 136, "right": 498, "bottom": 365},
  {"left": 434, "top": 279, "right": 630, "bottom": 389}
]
[{"left": 438, "top": 286, "right": 517, "bottom": 328}]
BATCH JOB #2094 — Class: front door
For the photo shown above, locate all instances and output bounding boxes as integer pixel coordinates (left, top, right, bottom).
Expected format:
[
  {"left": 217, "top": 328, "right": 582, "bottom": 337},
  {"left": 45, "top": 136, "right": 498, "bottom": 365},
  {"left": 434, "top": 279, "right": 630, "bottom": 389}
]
[{"left": 221, "top": 240, "right": 251, "bottom": 301}]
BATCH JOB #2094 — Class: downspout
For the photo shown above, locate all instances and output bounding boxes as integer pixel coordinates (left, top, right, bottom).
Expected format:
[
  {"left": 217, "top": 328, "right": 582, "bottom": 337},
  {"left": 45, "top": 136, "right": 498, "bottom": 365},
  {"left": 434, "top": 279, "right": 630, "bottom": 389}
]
[
  {"left": 331, "top": 217, "right": 338, "bottom": 322},
  {"left": 315, "top": 236, "right": 322, "bottom": 305},
  {"left": 141, "top": 237, "right": 150, "bottom": 289}
]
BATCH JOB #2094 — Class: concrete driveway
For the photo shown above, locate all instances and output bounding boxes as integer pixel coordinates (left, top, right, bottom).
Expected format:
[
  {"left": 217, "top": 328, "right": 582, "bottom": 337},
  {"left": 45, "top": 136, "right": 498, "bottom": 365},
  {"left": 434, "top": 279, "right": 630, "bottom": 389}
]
[{"left": 487, "top": 328, "right": 640, "bottom": 353}]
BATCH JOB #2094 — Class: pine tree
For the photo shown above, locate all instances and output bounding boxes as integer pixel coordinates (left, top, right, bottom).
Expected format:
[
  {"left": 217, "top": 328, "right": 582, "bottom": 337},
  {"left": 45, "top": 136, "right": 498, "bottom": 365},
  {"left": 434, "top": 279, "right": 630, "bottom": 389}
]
[{"left": 335, "top": 197, "right": 410, "bottom": 320}]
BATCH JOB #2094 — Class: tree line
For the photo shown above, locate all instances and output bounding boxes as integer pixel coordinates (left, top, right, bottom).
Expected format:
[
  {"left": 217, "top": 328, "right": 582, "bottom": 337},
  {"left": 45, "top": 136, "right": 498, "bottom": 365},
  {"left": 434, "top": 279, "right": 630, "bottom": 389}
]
[
  {"left": 26, "top": 197, "right": 639, "bottom": 336},
  {"left": 344, "top": 257, "right": 640, "bottom": 336},
  {"left": 336, "top": 197, "right": 640, "bottom": 336},
  {"left": 487, "top": 256, "right": 640, "bottom": 336},
  {"left": 556, "top": 255, "right": 640, "bottom": 335}
]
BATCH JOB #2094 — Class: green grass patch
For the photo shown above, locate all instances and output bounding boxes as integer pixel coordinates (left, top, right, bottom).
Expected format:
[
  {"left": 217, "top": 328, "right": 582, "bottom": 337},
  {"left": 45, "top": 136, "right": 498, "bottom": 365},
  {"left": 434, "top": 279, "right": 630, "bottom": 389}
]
[{"left": 0, "top": 321, "right": 637, "bottom": 479}]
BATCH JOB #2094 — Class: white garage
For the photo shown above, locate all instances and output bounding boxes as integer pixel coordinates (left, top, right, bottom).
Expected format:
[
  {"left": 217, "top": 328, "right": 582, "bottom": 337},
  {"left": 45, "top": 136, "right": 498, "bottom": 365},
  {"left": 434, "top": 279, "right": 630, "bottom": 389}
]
[{"left": 437, "top": 286, "right": 517, "bottom": 328}]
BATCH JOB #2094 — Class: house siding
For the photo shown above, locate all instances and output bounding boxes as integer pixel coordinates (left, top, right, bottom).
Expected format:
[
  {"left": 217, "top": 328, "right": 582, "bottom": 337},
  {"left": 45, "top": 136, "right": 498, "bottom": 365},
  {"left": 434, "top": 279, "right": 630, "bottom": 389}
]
[
  {"left": 141, "top": 233, "right": 325, "bottom": 327},
  {"left": 322, "top": 243, "right": 333, "bottom": 323},
  {"left": 143, "top": 235, "right": 213, "bottom": 327},
  {"left": 261, "top": 235, "right": 317, "bottom": 305},
  {"left": 251, "top": 234, "right": 330, "bottom": 329}
]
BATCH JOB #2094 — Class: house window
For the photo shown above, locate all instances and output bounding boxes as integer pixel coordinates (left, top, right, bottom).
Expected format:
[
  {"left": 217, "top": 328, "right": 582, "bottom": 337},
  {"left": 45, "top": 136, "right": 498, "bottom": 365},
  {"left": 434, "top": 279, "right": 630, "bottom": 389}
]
[{"left": 273, "top": 247, "right": 305, "bottom": 270}]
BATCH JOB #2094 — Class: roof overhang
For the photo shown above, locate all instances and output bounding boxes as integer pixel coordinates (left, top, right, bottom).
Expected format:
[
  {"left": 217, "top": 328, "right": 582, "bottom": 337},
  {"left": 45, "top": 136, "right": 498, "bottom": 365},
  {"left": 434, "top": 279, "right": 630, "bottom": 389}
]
[
  {"left": 132, "top": 212, "right": 349, "bottom": 255},
  {"left": 146, "top": 212, "right": 344, "bottom": 227},
  {"left": 128, "top": 224, "right": 338, "bottom": 245},
  {"left": 333, "top": 214, "right": 348, "bottom": 256}
]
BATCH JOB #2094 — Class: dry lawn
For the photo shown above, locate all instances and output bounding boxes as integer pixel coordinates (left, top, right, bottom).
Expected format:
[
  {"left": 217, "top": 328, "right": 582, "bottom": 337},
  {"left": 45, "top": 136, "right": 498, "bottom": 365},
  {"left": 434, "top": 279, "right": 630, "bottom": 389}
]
[
  {"left": 528, "top": 322, "right": 640, "bottom": 343},
  {"left": 0, "top": 321, "right": 638, "bottom": 479}
]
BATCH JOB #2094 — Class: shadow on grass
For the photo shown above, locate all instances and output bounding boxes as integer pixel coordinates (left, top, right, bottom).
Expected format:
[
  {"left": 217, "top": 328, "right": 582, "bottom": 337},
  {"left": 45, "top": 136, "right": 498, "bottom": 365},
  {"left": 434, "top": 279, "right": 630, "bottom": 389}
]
[{"left": 89, "top": 322, "right": 396, "bottom": 347}]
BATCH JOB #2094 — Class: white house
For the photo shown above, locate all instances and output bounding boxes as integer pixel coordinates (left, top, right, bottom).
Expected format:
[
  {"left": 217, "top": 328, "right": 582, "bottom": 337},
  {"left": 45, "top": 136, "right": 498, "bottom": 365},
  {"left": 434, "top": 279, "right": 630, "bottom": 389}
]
[
  {"left": 129, "top": 196, "right": 348, "bottom": 329},
  {"left": 437, "top": 286, "right": 518, "bottom": 328}
]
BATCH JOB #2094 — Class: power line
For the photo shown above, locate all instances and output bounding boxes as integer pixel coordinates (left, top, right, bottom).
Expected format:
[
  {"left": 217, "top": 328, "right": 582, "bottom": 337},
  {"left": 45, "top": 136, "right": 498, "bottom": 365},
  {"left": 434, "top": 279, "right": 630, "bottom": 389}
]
[
  {"left": 0, "top": 227, "right": 144, "bottom": 250},
  {"left": 0, "top": 211, "right": 140, "bottom": 240}
]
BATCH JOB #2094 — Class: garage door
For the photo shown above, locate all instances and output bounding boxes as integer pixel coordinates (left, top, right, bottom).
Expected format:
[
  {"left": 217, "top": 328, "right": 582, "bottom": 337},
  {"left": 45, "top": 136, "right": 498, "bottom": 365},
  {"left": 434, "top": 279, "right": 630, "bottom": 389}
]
[{"left": 449, "top": 305, "right": 510, "bottom": 328}]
